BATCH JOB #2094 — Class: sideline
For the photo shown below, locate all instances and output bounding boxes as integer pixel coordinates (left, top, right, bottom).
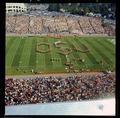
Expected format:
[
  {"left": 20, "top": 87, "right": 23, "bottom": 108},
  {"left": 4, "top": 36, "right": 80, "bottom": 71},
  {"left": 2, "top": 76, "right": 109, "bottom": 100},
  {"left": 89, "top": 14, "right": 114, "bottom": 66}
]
[
  {"left": 6, "top": 33, "right": 115, "bottom": 38},
  {"left": 6, "top": 72, "right": 115, "bottom": 79}
]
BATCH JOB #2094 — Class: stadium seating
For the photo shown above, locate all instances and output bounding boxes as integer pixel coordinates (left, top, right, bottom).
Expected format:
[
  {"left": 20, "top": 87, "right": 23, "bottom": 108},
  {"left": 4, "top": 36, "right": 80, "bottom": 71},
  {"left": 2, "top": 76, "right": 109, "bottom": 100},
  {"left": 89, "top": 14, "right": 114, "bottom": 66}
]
[
  {"left": 78, "top": 17, "right": 95, "bottom": 34},
  {"left": 5, "top": 73, "right": 115, "bottom": 106},
  {"left": 6, "top": 16, "right": 16, "bottom": 33},
  {"left": 90, "top": 17, "right": 105, "bottom": 34},
  {"left": 6, "top": 15, "right": 115, "bottom": 36},
  {"left": 15, "top": 16, "right": 29, "bottom": 34},
  {"left": 29, "top": 16, "right": 43, "bottom": 34}
]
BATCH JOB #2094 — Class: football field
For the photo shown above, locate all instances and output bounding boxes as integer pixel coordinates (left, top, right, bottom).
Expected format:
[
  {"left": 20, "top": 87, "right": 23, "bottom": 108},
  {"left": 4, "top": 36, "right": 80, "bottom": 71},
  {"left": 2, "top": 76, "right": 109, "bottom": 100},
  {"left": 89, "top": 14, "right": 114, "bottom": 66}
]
[{"left": 6, "top": 36, "right": 115, "bottom": 75}]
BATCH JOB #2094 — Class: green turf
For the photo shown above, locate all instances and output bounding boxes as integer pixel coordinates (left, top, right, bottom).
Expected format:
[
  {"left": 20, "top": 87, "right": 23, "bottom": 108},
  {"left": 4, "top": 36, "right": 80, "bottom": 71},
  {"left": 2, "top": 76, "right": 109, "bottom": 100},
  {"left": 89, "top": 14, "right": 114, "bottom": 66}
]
[{"left": 5, "top": 36, "right": 115, "bottom": 75}]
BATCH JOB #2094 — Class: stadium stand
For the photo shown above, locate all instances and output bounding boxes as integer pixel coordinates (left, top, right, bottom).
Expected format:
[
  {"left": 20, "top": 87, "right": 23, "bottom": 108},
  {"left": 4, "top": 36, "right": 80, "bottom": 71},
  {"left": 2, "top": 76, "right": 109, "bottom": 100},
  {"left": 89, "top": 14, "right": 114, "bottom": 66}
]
[
  {"left": 5, "top": 73, "right": 115, "bottom": 106},
  {"left": 29, "top": 16, "right": 43, "bottom": 34},
  {"left": 78, "top": 17, "right": 95, "bottom": 34},
  {"left": 15, "top": 16, "right": 29, "bottom": 34},
  {"left": 104, "top": 25, "right": 115, "bottom": 36},
  {"left": 90, "top": 17, "right": 105, "bottom": 34},
  {"left": 6, "top": 14, "right": 115, "bottom": 36},
  {"left": 6, "top": 16, "right": 16, "bottom": 33}
]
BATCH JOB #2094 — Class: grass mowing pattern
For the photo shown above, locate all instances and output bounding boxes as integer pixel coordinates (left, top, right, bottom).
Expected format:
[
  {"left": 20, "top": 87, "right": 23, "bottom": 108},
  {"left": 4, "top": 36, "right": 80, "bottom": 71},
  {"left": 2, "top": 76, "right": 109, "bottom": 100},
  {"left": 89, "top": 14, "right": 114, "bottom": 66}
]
[
  {"left": 15, "top": 37, "right": 33, "bottom": 75},
  {"left": 91, "top": 39, "right": 113, "bottom": 64},
  {"left": 53, "top": 38, "right": 67, "bottom": 72},
  {"left": 6, "top": 38, "right": 21, "bottom": 67},
  {"left": 84, "top": 38, "right": 113, "bottom": 70},
  {"left": 96, "top": 39, "right": 115, "bottom": 55},
  {"left": 74, "top": 37, "right": 98, "bottom": 65},
  {"left": 29, "top": 38, "right": 36, "bottom": 70},
  {"left": 65, "top": 38, "right": 81, "bottom": 68},
  {"left": 72, "top": 39, "right": 88, "bottom": 69},
  {"left": 80, "top": 38, "right": 103, "bottom": 70},
  {"left": 36, "top": 37, "right": 46, "bottom": 72},
  {"left": 44, "top": 38, "right": 53, "bottom": 72},
  {"left": 11, "top": 38, "right": 25, "bottom": 67},
  {"left": 6, "top": 36, "right": 115, "bottom": 75},
  {"left": 6, "top": 38, "right": 15, "bottom": 54},
  {"left": 49, "top": 38, "right": 64, "bottom": 72}
]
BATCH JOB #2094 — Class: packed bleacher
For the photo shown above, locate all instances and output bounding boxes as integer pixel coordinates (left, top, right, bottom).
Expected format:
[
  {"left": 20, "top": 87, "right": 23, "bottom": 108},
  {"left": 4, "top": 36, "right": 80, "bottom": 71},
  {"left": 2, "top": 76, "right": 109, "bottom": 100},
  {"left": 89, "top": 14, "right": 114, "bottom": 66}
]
[
  {"left": 5, "top": 73, "right": 115, "bottom": 106},
  {"left": 104, "top": 25, "right": 115, "bottom": 36},
  {"left": 6, "top": 14, "right": 115, "bottom": 36},
  {"left": 29, "top": 16, "right": 43, "bottom": 34},
  {"left": 54, "top": 16, "right": 68, "bottom": 33},
  {"left": 6, "top": 16, "right": 16, "bottom": 33},
  {"left": 89, "top": 18, "right": 105, "bottom": 34},
  {"left": 78, "top": 17, "right": 95, "bottom": 34},
  {"left": 43, "top": 16, "right": 56, "bottom": 33},
  {"left": 15, "top": 16, "right": 29, "bottom": 34}
]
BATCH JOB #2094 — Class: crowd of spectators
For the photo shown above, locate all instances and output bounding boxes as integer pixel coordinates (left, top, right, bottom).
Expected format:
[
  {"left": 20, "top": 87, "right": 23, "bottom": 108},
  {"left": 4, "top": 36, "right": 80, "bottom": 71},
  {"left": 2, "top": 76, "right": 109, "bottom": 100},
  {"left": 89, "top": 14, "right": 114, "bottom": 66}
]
[
  {"left": 104, "top": 25, "right": 115, "bottom": 36},
  {"left": 6, "top": 16, "right": 16, "bottom": 33},
  {"left": 29, "top": 16, "right": 43, "bottom": 34},
  {"left": 6, "top": 14, "right": 115, "bottom": 36},
  {"left": 54, "top": 16, "right": 68, "bottom": 33},
  {"left": 43, "top": 16, "right": 56, "bottom": 33},
  {"left": 78, "top": 17, "right": 95, "bottom": 34},
  {"left": 5, "top": 73, "right": 115, "bottom": 106},
  {"left": 15, "top": 16, "right": 29, "bottom": 34},
  {"left": 90, "top": 17, "right": 105, "bottom": 34},
  {"left": 67, "top": 17, "right": 82, "bottom": 34}
]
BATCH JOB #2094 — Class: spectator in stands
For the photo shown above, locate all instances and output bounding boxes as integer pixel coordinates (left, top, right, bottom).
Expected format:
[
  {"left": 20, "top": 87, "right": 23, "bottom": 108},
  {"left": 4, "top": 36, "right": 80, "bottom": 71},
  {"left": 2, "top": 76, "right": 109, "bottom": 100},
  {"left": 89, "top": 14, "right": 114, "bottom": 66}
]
[{"left": 5, "top": 73, "right": 115, "bottom": 106}]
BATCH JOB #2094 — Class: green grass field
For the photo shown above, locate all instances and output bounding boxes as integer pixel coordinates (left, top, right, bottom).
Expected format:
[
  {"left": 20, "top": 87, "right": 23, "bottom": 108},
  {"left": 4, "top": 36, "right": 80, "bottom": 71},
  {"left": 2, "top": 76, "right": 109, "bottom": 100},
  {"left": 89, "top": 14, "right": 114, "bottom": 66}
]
[{"left": 6, "top": 36, "right": 115, "bottom": 75}]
